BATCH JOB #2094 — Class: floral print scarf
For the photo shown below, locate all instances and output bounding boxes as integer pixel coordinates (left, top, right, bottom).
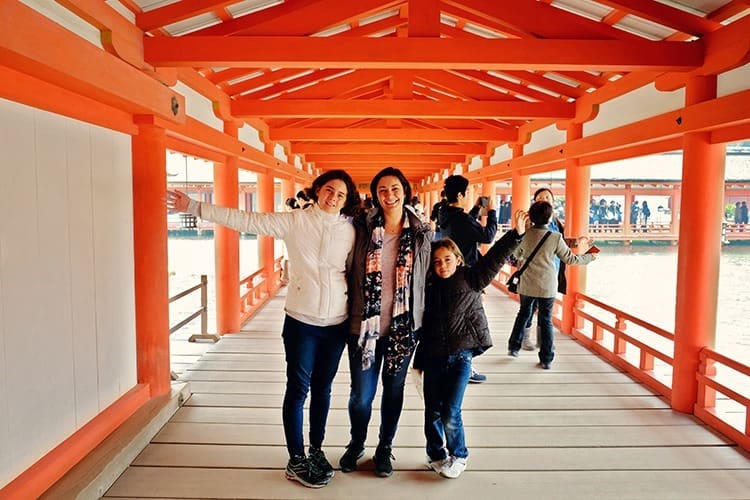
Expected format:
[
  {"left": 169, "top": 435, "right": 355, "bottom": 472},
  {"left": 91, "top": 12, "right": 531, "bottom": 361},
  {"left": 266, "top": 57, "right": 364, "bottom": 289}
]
[{"left": 358, "top": 212, "right": 415, "bottom": 375}]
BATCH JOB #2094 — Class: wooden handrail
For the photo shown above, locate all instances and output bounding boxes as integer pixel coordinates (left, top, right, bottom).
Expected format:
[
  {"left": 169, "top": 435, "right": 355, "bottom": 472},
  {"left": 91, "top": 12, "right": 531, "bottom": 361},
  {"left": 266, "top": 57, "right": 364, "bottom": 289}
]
[{"left": 168, "top": 275, "right": 208, "bottom": 336}]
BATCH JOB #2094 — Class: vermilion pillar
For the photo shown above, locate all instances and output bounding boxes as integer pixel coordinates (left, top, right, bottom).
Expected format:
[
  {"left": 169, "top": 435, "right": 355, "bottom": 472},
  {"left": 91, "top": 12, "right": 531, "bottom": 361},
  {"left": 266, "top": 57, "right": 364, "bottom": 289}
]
[
  {"left": 214, "top": 121, "right": 240, "bottom": 334},
  {"left": 281, "top": 178, "right": 295, "bottom": 206},
  {"left": 511, "top": 145, "right": 530, "bottom": 214},
  {"left": 562, "top": 123, "right": 590, "bottom": 334},
  {"left": 256, "top": 170, "right": 276, "bottom": 278},
  {"left": 131, "top": 119, "right": 170, "bottom": 396},
  {"left": 672, "top": 75, "right": 725, "bottom": 413}
]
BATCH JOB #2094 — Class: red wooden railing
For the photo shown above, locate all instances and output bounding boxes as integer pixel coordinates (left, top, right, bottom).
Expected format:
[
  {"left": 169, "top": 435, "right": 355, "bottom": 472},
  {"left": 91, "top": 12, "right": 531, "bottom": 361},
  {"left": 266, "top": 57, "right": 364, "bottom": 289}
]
[
  {"left": 238, "top": 256, "right": 283, "bottom": 324},
  {"left": 491, "top": 273, "right": 750, "bottom": 452}
]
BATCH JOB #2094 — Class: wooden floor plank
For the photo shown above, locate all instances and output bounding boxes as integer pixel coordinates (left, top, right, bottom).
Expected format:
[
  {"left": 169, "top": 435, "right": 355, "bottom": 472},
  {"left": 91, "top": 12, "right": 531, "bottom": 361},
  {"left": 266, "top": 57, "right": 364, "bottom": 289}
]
[
  {"left": 100, "top": 286, "right": 750, "bottom": 499},
  {"left": 106, "top": 468, "right": 750, "bottom": 499},
  {"left": 133, "top": 443, "right": 750, "bottom": 471}
]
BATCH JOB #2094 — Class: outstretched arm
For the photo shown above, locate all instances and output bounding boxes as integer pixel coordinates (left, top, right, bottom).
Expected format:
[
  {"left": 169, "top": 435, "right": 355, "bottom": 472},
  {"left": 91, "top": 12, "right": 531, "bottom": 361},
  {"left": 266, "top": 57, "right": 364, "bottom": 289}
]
[{"left": 467, "top": 210, "right": 527, "bottom": 290}]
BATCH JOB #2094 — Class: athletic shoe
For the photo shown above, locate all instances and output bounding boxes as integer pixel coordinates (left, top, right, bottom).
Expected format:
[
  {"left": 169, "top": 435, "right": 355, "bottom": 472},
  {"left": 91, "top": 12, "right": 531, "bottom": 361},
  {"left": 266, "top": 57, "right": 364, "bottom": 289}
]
[
  {"left": 468, "top": 366, "right": 487, "bottom": 383},
  {"left": 427, "top": 456, "right": 450, "bottom": 475},
  {"left": 508, "top": 350, "right": 519, "bottom": 357},
  {"left": 439, "top": 456, "right": 467, "bottom": 479},
  {"left": 308, "top": 446, "right": 334, "bottom": 479},
  {"left": 540, "top": 362, "right": 551, "bottom": 370},
  {"left": 339, "top": 443, "right": 365, "bottom": 472},
  {"left": 373, "top": 445, "right": 394, "bottom": 477},
  {"left": 285, "top": 454, "right": 329, "bottom": 488}
]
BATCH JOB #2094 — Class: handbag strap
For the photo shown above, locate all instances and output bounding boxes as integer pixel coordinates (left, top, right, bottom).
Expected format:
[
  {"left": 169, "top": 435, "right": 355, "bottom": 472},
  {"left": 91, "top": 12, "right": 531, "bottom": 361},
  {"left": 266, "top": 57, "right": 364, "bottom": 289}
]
[{"left": 515, "top": 231, "right": 552, "bottom": 277}]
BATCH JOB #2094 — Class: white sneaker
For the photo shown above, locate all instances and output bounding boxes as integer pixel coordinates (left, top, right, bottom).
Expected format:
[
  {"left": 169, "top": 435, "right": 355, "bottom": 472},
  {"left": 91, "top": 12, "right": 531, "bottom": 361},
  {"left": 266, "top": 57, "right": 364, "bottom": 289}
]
[
  {"left": 439, "top": 456, "right": 467, "bottom": 479},
  {"left": 426, "top": 456, "right": 449, "bottom": 475}
]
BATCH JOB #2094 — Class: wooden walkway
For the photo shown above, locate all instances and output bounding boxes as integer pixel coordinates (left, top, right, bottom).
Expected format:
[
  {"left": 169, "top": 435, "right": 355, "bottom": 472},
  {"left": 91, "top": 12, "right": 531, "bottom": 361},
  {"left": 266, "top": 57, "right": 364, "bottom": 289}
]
[{"left": 104, "top": 288, "right": 750, "bottom": 499}]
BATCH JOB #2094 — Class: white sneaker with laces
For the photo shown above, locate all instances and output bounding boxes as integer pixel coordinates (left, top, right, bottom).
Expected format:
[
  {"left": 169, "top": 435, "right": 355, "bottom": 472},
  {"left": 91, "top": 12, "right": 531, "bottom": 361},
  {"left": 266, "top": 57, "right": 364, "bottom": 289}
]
[
  {"left": 427, "top": 456, "right": 450, "bottom": 475},
  {"left": 439, "top": 456, "right": 467, "bottom": 479}
]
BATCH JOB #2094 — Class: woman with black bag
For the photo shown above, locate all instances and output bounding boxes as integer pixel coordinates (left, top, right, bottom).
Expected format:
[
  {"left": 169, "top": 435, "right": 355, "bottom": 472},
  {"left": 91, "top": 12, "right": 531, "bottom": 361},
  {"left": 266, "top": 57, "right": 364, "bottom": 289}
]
[{"left": 506, "top": 201, "right": 598, "bottom": 369}]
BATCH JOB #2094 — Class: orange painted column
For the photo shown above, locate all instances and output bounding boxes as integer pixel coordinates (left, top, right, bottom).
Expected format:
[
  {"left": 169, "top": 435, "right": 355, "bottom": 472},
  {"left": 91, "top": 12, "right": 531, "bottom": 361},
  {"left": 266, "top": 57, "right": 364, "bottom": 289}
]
[
  {"left": 623, "top": 185, "right": 632, "bottom": 236},
  {"left": 214, "top": 122, "right": 241, "bottom": 334},
  {"left": 511, "top": 145, "right": 530, "bottom": 214},
  {"left": 672, "top": 76, "right": 725, "bottom": 413},
  {"left": 562, "top": 123, "right": 590, "bottom": 335},
  {"left": 131, "top": 119, "right": 170, "bottom": 396},
  {"left": 671, "top": 186, "right": 681, "bottom": 235},
  {"left": 281, "top": 178, "right": 295, "bottom": 205},
  {"left": 256, "top": 170, "right": 276, "bottom": 279}
]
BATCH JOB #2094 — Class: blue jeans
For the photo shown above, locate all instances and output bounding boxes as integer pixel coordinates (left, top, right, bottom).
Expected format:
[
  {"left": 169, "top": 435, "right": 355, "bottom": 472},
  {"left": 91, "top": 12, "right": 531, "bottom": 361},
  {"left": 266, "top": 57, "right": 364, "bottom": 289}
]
[
  {"left": 282, "top": 315, "right": 347, "bottom": 457},
  {"left": 509, "top": 295, "right": 555, "bottom": 364},
  {"left": 346, "top": 335, "right": 413, "bottom": 449},
  {"left": 423, "top": 350, "right": 472, "bottom": 460}
]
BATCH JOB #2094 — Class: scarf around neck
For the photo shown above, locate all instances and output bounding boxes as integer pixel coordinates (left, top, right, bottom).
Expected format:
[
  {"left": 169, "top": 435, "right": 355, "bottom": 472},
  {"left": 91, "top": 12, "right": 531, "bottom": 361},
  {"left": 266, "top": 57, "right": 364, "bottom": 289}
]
[{"left": 358, "top": 211, "right": 415, "bottom": 375}]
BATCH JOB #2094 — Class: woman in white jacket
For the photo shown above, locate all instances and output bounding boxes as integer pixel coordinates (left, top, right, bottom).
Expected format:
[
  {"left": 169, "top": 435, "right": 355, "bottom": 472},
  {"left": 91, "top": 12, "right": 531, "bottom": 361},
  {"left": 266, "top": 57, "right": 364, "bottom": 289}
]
[{"left": 167, "top": 170, "right": 359, "bottom": 489}]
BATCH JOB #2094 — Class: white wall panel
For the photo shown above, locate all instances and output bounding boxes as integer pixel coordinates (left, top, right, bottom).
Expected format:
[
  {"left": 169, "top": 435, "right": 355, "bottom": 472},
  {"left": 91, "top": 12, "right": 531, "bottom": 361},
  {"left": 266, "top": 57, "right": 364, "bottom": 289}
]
[
  {"left": 0, "top": 98, "right": 136, "bottom": 486},
  {"left": 65, "top": 120, "right": 100, "bottom": 426},
  {"left": 174, "top": 82, "right": 223, "bottom": 130},
  {"left": 585, "top": 83, "right": 684, "bottom": 137},
  {"left": 90, "top": 127, "right": 136, "bottom": 406},
  {"left": 719, "top": 62, "right": 750, "bottom": 97},
  {"left": 526, "top": 123, "right": 566, "bottom": 154}
]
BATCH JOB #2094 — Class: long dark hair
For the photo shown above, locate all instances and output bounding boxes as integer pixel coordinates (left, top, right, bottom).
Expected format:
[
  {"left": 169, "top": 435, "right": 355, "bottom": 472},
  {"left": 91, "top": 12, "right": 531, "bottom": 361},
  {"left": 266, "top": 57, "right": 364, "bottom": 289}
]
[
  {"left": 369, "top": 167, "right": 412, "bottom": 209},
  {"left": 308, "top": 169, "right": 360, "bottom": 216}
]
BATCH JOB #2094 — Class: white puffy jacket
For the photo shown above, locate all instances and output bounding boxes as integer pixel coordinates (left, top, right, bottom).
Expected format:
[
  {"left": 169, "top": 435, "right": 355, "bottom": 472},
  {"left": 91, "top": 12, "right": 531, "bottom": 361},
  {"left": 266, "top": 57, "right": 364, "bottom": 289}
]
[{"left": 188, "top": 200, "right": 355, "bottom": 325}]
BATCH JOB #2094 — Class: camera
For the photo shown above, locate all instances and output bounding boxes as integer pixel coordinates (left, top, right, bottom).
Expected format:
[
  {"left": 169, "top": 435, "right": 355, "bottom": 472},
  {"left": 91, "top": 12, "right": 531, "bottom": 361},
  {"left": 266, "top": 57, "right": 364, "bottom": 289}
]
[{"left": 478, "top": 196, "right": 489, "bottom": 208}]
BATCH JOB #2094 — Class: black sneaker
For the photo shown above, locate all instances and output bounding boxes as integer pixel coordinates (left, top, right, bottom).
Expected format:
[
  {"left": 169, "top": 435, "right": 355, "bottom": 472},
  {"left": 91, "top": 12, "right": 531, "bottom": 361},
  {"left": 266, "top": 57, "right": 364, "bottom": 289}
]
[
  {"left": 339, "top": 443, "right": 365, "bottom": 472},
  {"left": 468, "top": 367, "right": 487, "bottom": 383},
  {"left": 373, "top": 446, "right": 394, "bottom": 477},
  {"left": 309, "top": 446, "right": 334, "bottom": 479},
  {"left": 285, "top": 454, "right": 329, "bottom": 488}
]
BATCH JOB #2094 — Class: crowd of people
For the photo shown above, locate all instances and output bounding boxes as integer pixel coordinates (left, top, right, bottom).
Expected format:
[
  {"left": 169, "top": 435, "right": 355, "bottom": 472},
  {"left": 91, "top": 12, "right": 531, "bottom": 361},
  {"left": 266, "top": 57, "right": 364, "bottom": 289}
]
[{"left": 165, "top": 170, "right": 598, "bottom": 487}]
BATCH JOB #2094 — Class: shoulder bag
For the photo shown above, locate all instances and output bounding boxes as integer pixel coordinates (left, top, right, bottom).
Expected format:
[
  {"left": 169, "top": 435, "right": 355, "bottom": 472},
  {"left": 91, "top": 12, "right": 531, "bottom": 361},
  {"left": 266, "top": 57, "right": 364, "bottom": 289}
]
[{"left": 506, "top": 231, "right": 551, "bottom": 294}]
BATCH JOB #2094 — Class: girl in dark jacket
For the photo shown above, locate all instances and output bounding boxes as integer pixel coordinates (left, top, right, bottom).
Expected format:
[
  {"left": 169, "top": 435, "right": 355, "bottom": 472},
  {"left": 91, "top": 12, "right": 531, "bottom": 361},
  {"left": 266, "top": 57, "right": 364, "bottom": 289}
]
[{"left": 416, "top": 209, "right": 527, "bottom": 479}]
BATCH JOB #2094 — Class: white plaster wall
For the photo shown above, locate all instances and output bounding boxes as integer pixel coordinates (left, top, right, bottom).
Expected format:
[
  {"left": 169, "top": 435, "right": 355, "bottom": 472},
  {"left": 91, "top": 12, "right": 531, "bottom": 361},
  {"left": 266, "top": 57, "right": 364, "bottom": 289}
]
[
  {"left": 526, "top": 123, "right": 566, "bottom": 154},
  {"left": 585, "top": 82, "right": 684, "bottom": 137},
  {"left": 718, "top": 62, "right": 750, "bottom": 97},
  {"left": 0, "top": 99, "right": 136, "bottom": 487}
]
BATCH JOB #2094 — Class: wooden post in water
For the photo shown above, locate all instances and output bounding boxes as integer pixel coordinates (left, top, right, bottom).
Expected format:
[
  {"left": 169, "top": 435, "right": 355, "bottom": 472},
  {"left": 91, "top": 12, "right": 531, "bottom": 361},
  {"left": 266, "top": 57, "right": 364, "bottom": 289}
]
[
  {"left": 214, "top": 121, "right": 240, "bottom": 334},
  {"left": 672, "top": 75, "right": 725, "bottom": 413},
  {"left": 132, "top": 118, "right": 171, "bottom": 397}
]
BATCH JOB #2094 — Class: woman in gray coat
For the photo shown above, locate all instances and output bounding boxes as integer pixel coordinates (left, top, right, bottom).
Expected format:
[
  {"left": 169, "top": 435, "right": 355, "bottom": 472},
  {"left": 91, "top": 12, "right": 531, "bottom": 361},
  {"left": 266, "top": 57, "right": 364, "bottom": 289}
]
[{"left": 507, "top": 201, "right": 597, "bottom": 369}]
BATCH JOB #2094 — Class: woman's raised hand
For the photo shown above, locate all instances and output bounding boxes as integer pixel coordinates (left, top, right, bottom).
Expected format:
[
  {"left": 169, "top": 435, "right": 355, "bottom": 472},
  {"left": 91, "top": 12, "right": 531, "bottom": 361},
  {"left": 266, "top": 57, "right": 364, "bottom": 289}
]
[
  {"left": 513, "top": 210, "right": 529, "bottom": 234},
  {"left": 166, "top": 190, "right": 190, "bottom": 213}
]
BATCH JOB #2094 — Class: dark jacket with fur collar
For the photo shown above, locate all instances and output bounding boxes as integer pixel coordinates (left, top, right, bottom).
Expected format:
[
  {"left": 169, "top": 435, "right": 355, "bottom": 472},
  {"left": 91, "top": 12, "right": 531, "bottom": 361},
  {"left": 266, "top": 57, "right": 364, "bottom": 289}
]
[
  {"left": 347, "top": 205, "right": 433, "bottom": 335},
  {"left": 416, "top": 229, "right": 523, "bottom": 363}
]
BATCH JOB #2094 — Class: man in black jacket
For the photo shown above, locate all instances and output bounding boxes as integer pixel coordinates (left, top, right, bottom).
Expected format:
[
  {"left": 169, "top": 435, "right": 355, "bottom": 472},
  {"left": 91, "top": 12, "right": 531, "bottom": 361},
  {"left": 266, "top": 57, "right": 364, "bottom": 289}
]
[{"left": 438, "top": 175, "right": 498, "bottom": 382}]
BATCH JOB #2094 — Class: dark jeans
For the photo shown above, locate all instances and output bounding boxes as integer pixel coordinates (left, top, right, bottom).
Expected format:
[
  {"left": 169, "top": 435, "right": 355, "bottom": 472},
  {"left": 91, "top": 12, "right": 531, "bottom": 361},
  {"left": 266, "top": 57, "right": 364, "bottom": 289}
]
[
  {"left": 345, "top": 335, "right": 413, "bottom": 450},
  {"left": 423, "top": 350, "right": 472, "bottom": 461},
  {"left": 282, "top": 315, "right": 347, "bottom": 457},
  {"left": 509, "top": 295, "right": 555, "bottom": 364}
]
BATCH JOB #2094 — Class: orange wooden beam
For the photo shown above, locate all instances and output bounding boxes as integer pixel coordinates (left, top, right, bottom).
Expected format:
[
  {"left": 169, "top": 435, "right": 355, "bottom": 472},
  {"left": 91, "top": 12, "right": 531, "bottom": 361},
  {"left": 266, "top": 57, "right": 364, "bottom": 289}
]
[
  {"left": 270, "top": 127, "right": 516, "bottom": 142},
  {"left": 456, "top": 69, "right": 566, "bottom": 103},
  {"left": 408, "top": 0, "right": 440, "bottom": 37},
  {"left": 0, "top": 1, "right": 184, "bottom": 123},
  {"left": 443, "top": 0, "right": 637, "bottom": 40},
  {"left": 0, "top": 385, "right": 150, "bottom": 499},
  {"left": 655, "top": 14, "right": 750, "bottom": 90},
  {"left": 0, "top": 66, "right": 136, "bottom": 135},
  {"left": 596, "top": 0, "right": 722, "bottom": 37},
  {"left": 233, "top": 69, "right": 352, "bottom": 100},
  {"left": 192, "top": 0, "right": 403, "bottom": 36},
  {"left": 136, "top": 0, "right": 239, "bottom": 32},
  {"left": 231, "top": 98, "right": 575, "bottom": 119},
  {"left": 144, "top": 36, "right": 704, "bottom": 71},
  {"left": 305, "top": 154, "right": 466, "bottom": 163},
  {"left": 291, "top": 143, "right": 485, "bottom": 154}
]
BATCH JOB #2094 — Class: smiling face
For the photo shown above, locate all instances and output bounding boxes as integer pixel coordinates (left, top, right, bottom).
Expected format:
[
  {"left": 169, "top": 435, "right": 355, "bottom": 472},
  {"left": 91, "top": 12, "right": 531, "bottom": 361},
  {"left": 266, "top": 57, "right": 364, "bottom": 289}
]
[
  {"left": 432, "top": 247, "right": 461, "bottom": 279},
  {"left": 315, "top": 179, "right": 348, "bottom": 214},
  {"left": 376, "top": 175, "right": 405, "bottom": 215}
]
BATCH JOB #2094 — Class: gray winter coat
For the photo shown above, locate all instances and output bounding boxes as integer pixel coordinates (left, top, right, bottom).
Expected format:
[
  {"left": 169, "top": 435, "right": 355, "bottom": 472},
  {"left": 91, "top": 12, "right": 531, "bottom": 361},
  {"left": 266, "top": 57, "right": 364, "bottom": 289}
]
[{"left": 514, "top": 225, "right": 595, "bottom": 298}]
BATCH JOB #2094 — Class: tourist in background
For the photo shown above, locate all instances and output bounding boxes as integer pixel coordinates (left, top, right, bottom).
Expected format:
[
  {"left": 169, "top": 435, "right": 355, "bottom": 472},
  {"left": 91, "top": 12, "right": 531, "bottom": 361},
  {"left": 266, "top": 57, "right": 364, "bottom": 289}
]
[
  {"left": 167, "top": 170, "right": 359, "bottom": 489},
  {"left": 519, "top": 187, "right": 568, "bottom": 351},
  {"left": 415, "top": 209, "right": 527, "bottom": 479},
  {"left": 507, "top": 201, "right": 598, "bottom": 369},
  {"left": 341, "top": 167, "right": 433, "bottom": 478}
]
